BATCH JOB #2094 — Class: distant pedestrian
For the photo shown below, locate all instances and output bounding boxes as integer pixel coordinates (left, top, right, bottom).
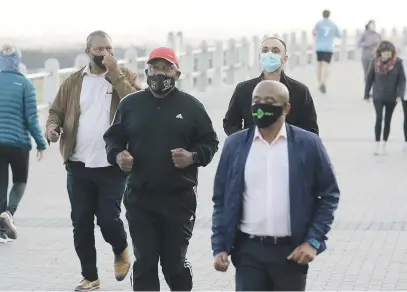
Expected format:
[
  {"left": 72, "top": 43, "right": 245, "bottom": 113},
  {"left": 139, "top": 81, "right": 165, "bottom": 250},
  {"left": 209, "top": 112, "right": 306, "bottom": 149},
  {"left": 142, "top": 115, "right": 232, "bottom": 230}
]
[
  {"left": 313, "top": 10, "right": 341, "bottom": 93},
  {"left": 0, "top": 43, "right": 47, "bottom": 243},
  {"left": 365, "top": 40, "right": 406, "bottom": 155},
  {"left": 45, "top": 30, "right": 142, "bottom": 291},
  {"left": 358, "top": 20, "right": 381, "bottom": 83},
  {"left": 104, "top": 47, "right": 219, "bottom": 291},
  {"left": 223, "top": 37, "right": 319, "bottom": 136}
]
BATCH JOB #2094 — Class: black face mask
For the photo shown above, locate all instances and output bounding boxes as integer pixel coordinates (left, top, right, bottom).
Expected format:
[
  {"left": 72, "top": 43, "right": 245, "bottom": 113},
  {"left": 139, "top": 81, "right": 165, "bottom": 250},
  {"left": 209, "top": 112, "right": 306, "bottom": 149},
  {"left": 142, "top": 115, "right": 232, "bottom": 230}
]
[
  {"left": 147, "top": 74, "right": 175, "bottom": 95},
  {"left": 92, "top": 55, "right": 106, "bottom": 70},
  {"left": 252, "top": 103, "right": 284, "bottom": 128}
]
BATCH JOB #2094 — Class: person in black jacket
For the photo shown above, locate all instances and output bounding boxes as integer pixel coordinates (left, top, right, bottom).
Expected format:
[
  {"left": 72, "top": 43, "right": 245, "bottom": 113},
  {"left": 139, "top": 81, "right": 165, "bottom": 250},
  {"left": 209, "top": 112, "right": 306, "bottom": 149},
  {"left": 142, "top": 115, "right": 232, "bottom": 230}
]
[
  {"left": 223, "top": 37, "right": 319, "bottom": 136},
  {"left": 365, "top": 40, "right": 406, "bottom": 155},
  {"left": 103, "top": 47, "right": 219, "bottom": 291}
]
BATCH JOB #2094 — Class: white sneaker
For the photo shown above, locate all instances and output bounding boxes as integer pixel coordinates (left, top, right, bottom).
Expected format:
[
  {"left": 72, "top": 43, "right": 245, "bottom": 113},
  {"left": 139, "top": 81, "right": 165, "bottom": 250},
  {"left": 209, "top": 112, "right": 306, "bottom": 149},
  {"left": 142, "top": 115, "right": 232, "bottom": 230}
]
[
  {"left": 0, "top": 211, "right": 17, "bottom": 240},
  {"left": 382, "top": 143, "right": 388, "bottom": 155},
  {"left": 374, "top": 143, "right": 381, "bottom": 156}
]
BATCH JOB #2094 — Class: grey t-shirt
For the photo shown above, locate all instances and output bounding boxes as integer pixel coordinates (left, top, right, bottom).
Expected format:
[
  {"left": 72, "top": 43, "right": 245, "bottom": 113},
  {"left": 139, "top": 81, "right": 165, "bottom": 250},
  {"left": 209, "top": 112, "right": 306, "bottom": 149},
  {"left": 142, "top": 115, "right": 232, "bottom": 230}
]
[{"left": 358, "top": 30, "right": 381, "bottom": 60}]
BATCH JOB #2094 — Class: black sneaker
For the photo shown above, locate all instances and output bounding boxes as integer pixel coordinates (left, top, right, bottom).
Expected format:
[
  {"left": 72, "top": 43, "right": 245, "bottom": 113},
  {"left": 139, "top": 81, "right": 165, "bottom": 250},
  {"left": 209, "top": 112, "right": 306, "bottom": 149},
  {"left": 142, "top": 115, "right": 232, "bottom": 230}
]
[{"left": 319, "top": 84, "right": 326, "bottom": 94}]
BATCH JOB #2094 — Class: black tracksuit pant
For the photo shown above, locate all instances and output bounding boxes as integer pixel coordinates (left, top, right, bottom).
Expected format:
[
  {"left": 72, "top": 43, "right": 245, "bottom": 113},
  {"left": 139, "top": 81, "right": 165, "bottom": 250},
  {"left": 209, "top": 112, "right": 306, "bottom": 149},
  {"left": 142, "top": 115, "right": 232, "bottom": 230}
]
[
  {"left": 124, "top": 186, "right": 197, "bottom": 291},
  {"left": 66, "top": 161, "right": 128, "bottom": 281}
]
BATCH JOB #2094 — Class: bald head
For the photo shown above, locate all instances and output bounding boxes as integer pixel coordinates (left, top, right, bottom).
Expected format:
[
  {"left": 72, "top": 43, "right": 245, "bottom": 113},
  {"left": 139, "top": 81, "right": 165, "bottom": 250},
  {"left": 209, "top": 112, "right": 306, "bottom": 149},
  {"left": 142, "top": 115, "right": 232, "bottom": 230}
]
[{"left": 252, "top": 80, "right": 290, "bottom": 105}]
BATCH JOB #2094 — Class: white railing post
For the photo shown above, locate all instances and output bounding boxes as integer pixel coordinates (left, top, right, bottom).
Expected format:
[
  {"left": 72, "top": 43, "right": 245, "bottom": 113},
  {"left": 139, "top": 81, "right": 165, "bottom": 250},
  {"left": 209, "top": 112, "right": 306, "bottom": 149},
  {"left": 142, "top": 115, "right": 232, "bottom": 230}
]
[
  {"left": 354, "top": 29, "right": 362, "bottom": 61},
  {"left": 74, "top": 54, "right": 88, "bottom": 69},
  {"left": 212, "top": 41, "right": 224, "bottom": 88},
  {"left": 167, "top": 32, "right": 176, "bottom": 49},
  {"left": 197, "top": 41, "right": 209, "bottom": 92},
  {"left": 299, "top": 31, "right": 308, "bottom": 67},
  {"left": 43, "top": 59, "right": 60, "bottom": 105},
  {"left": 340, "top": 30, "right": 348, "bottom": 61},
  {"left": 226, "top": 38, "right": 237, "bottom": 85},
  {"left": 252, "top": 36, "right": 260, "bottom": 78},
  {"left": 239, "top": 37, "right": 250, "bottom": 81},
  {"left": 281, "top": 33, "right": 289, "bottom": 73},
  {"left": 124, "top": 48, "right": 139, "bottom": 74},
  {"left": 391, "top": 28, "right": 400, "bottom": 51},
  {"left": 380, "top": 28, "right": 387, "bottom": 40},
  {"left": 181, "top": 44, "right": 194, "bottom": 92},
  {"left": 402, "top": 28, "right": 407, "bottom": 49},
  {"left": 176, "top": 31, "right": 183, "bottom": 57},
  {"left": 287, "top": 32, "right": 297, "bottom": 70}
]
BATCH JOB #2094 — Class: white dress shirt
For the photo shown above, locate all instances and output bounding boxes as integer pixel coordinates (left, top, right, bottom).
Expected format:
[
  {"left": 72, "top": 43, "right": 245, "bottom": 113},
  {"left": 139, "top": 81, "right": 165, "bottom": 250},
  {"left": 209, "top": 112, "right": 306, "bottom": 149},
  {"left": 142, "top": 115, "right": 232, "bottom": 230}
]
[
  {"left": 240, "top": 123, "right": 291, "bottom": 236},
  {"left": 70, "top": 65, "right": 112, "bottom": 168}
]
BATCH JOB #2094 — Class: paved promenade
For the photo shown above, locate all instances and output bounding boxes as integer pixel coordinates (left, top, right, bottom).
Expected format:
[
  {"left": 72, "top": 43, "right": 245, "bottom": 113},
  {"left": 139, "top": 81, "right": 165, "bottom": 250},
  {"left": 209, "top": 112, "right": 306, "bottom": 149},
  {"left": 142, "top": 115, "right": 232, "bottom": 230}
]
[{"left": 2, "top": 61, "right": 407, "bottom": 291}]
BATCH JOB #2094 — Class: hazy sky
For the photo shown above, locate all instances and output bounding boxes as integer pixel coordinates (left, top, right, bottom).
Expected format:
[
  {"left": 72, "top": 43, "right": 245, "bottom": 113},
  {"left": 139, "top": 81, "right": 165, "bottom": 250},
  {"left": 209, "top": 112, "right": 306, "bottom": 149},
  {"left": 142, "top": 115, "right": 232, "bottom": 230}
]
[{"left": 1, "top": 0, "right": 406, "bottom": 45}]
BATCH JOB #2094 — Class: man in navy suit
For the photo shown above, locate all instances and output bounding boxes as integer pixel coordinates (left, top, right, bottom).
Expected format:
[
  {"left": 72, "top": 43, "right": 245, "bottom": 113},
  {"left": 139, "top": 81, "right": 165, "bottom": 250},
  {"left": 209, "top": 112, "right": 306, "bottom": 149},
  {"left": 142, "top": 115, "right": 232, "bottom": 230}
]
[{"left": 211, "top": 80, "right": 340, "bottom": 291}]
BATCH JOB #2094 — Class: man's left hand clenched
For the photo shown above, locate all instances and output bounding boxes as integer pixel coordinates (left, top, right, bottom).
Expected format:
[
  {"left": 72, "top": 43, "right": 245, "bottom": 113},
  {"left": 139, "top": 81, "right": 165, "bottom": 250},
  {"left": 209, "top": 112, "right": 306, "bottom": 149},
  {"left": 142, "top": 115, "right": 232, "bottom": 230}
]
[
  {"left": 102, "top": 54, "right": 119, "bottom": 72},
  {"left": 171, "top": 148, "right": 193, "bottom": 169},
  {"left": 287, "top": 242, "right": 317, "bottom": 265}
]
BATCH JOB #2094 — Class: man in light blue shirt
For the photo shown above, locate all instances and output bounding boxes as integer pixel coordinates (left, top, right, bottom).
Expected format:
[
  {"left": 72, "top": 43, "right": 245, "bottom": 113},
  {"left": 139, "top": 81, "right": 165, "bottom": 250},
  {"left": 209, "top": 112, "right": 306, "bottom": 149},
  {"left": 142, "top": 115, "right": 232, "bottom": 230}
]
[{"left": 313, "top": 10, "right": 340, "bottom": 93}]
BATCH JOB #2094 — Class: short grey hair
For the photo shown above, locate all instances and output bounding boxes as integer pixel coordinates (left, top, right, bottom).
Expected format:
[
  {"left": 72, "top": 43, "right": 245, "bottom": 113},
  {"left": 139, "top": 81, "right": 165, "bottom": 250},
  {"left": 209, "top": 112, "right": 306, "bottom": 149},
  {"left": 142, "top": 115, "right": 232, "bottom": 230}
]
[{"left": 86, "top": 30, "right": 111, "bottom": 50}]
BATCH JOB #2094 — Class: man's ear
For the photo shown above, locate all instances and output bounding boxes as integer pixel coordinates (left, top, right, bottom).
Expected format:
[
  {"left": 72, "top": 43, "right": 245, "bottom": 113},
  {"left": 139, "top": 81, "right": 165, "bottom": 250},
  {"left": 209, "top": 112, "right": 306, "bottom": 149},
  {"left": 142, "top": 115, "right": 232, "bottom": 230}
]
[
  {"left": 85, "top": 48, "right": 91, "bottom": 58},
  {"left": 175, "top": 71, "right": 181, "bottom": 81},
  {"left": 284, "top": 103, "right": 291, "bottom": 115},
  {"left": 282, "top": 54, "right": 288, "bottom": 64}
]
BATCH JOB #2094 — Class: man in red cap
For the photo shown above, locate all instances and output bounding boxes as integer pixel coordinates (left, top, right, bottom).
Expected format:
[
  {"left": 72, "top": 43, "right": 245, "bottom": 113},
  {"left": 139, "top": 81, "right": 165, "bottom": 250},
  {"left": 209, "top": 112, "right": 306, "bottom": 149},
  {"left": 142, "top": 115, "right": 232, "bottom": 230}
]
[{"left": 103, "top": 47, "right": 219, "bottom": 291}]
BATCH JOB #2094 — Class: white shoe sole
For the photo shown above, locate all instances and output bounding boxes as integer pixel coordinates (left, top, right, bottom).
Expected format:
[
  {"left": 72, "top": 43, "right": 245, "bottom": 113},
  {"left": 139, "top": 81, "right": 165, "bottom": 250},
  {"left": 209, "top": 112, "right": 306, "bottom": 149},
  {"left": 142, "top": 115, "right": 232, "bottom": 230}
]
[{"left": 0, "top": 235, "right": 12, "bottom": 243}]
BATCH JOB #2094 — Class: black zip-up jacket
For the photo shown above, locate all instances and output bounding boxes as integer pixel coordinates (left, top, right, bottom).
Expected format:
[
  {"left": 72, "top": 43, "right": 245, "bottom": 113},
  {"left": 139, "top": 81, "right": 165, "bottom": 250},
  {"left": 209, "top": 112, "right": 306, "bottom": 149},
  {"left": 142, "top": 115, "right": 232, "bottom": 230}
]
[
  {"left": 103, "top": 88, "right": 219, "bottom": 194},
  {"left": 223, "top": 71, "right": 319, "bottom": 135}
]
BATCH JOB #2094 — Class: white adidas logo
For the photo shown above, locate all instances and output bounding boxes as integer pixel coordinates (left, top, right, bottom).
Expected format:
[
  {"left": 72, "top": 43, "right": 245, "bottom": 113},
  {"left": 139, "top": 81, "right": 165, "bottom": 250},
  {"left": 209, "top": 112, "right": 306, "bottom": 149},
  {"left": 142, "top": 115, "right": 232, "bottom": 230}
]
[{"left": 176, "top": 114, "right": 183, "bottom": 119}]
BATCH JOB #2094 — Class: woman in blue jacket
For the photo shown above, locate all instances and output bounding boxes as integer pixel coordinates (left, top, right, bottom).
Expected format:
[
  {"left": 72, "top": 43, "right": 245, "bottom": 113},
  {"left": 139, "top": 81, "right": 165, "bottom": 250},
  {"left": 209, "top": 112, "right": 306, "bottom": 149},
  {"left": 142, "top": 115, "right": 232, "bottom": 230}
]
[{"left": 0, "top": 43, "right": 47, "bottom": 243}]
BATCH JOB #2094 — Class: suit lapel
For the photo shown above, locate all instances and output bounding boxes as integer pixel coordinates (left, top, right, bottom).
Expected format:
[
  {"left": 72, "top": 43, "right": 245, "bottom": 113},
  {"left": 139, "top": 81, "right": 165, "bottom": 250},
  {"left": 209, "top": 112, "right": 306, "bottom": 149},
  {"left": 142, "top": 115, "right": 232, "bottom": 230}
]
[
  {"left": 286, "top": 125, "right": 304, "bottom": 234},
  {"left": 234, "top": 128, "right": 255, "bottom": 194}
]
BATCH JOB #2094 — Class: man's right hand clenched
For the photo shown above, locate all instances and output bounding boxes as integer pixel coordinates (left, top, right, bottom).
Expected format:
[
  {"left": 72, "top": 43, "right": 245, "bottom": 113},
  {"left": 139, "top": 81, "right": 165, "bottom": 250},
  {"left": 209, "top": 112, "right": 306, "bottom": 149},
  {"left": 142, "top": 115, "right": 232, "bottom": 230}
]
[
  {"left": 116, "top": 150, "right": 134, "bottom": 172},
  {"left": 214, "top": 251, "right": 230, "bottom": 272},
  {"left": 47, "top": 127, "right": 60, "bottom": 143}
]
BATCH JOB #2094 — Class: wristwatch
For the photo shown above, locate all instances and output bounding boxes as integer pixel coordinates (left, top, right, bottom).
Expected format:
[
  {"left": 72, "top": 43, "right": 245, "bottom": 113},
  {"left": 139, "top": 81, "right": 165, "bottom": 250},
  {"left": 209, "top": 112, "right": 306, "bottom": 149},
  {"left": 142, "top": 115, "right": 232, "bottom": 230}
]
[
  {"left": 307, "top": 238, "right": 321, "bottom": 251},
  {"left": 192, "top": 152, "right": 199, "bottom": 164}
]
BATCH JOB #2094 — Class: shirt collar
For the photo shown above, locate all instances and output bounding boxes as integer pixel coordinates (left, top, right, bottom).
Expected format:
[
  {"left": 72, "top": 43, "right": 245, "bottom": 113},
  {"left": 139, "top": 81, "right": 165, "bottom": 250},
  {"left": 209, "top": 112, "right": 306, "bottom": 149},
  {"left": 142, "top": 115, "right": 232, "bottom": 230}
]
[
  {"left": 82, "top": 64, "right": 106, "bottom": 76},
  {"left": 258, "top": 71, "right": 292, "bottom": 90},
  {"left": 254, "top": 123, "right": 287, "bottom": 143}
]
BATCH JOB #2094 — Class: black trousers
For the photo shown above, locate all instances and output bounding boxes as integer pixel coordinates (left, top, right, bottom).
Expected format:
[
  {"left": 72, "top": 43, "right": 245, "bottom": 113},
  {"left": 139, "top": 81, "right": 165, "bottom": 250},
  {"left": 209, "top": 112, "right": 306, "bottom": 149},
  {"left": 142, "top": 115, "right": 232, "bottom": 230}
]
[
  {"left": 0, "top": 144, "right": 29, "bottom": 215},
  {"left": 232, "top": 233, "right": 307, "bottom": 291},
  {"left": 402, "top": 101, "right": 407, "bottom": 142},
  {"left": 66, "top": 161, "right": 128, "bottom": 281},
  {"left": 124, "top": 187, "right": 197, "bottom": 291},
  {"left": 373, "top": 100, "right": 397, "bottom": 142}
]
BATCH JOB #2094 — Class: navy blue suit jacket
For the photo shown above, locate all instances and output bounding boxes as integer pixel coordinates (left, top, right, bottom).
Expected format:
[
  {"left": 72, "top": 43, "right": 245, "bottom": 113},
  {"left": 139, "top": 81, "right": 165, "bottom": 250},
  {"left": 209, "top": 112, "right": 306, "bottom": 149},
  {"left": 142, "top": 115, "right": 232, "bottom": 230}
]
[{"left": 211, "top": 124, "right": 340, "bottom": 256}]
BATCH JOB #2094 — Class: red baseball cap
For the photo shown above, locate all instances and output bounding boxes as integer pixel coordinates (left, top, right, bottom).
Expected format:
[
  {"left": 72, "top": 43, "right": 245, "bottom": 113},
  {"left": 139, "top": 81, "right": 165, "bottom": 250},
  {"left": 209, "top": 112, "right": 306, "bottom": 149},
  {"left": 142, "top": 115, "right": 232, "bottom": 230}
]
[{"left": 147, "top": 47, "right": 179, "bottom": 67}]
